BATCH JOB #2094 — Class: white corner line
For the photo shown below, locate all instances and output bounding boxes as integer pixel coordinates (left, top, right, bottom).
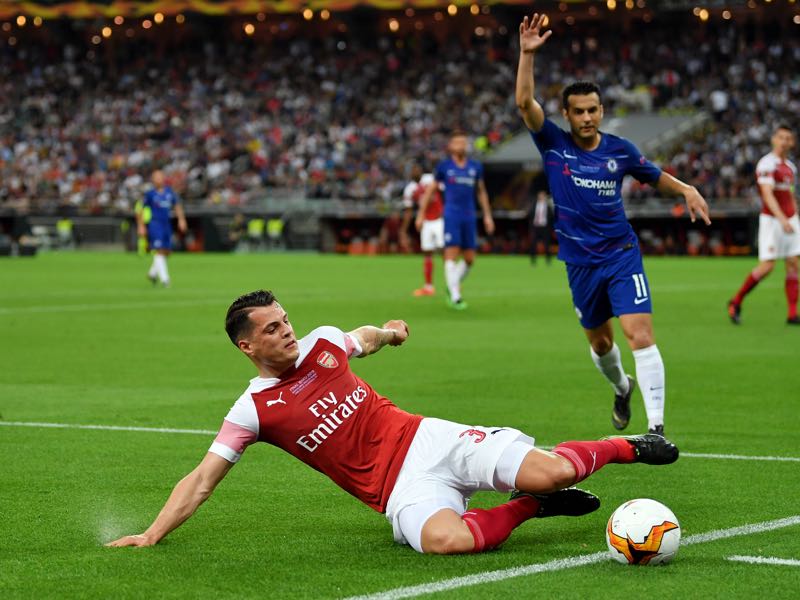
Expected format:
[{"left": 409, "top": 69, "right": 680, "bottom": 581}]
[
  {"left": 726, "top": 555, "right": 800, "bottom": 567},
  {"left": 344, "top": 515, "right": 800, "bottom": 600}
]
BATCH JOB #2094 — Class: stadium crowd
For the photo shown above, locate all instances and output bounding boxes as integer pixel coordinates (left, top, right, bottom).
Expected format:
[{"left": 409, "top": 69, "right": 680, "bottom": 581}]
[{"left": 0, "top": 13, "right": 798, "bottom": 213}]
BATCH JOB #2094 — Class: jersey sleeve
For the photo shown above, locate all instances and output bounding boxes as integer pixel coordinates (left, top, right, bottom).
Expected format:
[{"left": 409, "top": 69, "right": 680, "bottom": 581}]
[
  {"left": 623, "top": 141, "right": 662, "bottom": 184},
  {"left": 208, "top": 394, "right": 259, "bottom": 463},
  {"left": 475, "top": 160, "right": 485, "bottom": 181},
  {"left": 435, "top": 161, "right": 446, "bottom": 183},
  {"left": 529, "top": 118, "right": 563, "bottom": 154},
  {"left": 303, "top": 326, "right": 364, "bottom": 359},
  {"left": 756, "top": 156, "right": 776, "bottom": 187}
]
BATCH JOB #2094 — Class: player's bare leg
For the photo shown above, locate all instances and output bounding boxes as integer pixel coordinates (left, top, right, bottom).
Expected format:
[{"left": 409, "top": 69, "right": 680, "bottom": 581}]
[
  {"left": 443, "top": 246, "right": 467, "bottom": 309},
  {"left": 729, "top": 259, "right": 775, "bottom": 324},
  {"left": 585, "top": 321, "right": 635, "bottom": 430},
  {"left": 785, "top": 256, "right": 799, "bottom": 324},
  {"left": 619, "top": 313, "right": 664, "bottom": 434}
]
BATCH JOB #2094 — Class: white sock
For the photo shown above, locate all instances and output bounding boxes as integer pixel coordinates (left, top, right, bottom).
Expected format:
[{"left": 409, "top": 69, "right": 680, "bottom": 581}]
[
  {"left": 591, "top": 343, "right": 630, "bottom": 396},
  {"left": 154, "top": 254, "right": 170, "bottom": 285},
  {"left": 632, "top": 344, "right": 665, "bottom": 429},
  {"left": 444, "top": 259, "right": 461, "bottom": 301},
  {"left": 148, "top": 258, "right": 157, "bottom": 279},
  {"left": 457, "top": 259, "right": 471, "bottom": 282}
]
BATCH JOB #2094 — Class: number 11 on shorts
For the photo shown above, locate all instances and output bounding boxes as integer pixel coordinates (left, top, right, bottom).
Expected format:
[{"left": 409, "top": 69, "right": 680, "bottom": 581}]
[{"left": 632, "top": 273, "right": 648, "bottom": 304}]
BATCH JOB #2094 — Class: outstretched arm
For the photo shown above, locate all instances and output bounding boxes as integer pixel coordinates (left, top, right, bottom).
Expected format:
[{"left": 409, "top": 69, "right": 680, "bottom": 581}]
[
  {"left": 106, "top": 452, "right": 234, "bottom": 547},
  {"left": 656, "top": 172, "right": 711, "bottom": 225},
  {"left": 516, "top": 13, "right": 551, "bottom": 132},
  {"left": 348, "top": 320, "right": 409, "bottom": 357}
]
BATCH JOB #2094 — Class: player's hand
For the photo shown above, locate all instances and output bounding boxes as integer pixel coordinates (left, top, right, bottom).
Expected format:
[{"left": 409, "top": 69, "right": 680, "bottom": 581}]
[
  {"left": 105, "top": 533, "right": 156, "bottom": 548},
  {"left": 684, "top": 187, "right": 711, "bottom": 225},
  {"left": 382, "top": 320, "right": 409, "bottom": 346},
  {"left": 414, "top": 215, "right": 424, "bottom": 232},
  {"left": 781, "top": 219, "right": 795, "bottom": 234},
  {"left": 483, "top": 214, "right": 496, "bottom": 236},
  {"left": 178, "top": 220, "right": 188, "bottom": 234},
  {"left": 519, "top": 13, "right": 552, "bottom": 54}
]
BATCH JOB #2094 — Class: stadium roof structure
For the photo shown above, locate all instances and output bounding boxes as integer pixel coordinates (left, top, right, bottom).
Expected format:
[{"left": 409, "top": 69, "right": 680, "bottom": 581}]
[
  {"left": 0, "top": 0, "right": 628, "bottom": 20},
  {"left": 485, "top": 112, "right": 710, "bottom": 168}
]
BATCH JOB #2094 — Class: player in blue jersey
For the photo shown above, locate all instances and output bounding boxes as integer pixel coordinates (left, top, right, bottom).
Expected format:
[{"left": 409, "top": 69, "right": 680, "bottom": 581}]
[
  {"left": 515, "top": 13, "right": 710, "bottom": 434},
  {"left": 416, "top": 132, "right": 495, "bottom": 310},
  {"left": 136, "top": 170, "right": 188, "bottom": 287}
]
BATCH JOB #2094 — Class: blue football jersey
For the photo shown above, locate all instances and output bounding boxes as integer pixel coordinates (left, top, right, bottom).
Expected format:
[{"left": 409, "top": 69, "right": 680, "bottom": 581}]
[
  {"left": 143, "top": 186, "right": 179, "bottom": 229},
  {"left": 435, "top": 158, "right": 484, "bottom": 218},
  {"left": 530, "top": 119, "right": 661, "bottom": 266}
]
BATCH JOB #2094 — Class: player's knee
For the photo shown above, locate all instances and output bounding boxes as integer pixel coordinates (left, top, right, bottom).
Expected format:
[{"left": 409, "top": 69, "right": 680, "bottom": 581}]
[
  {"left": 591, "top": 337, "right": 613, "bottom": 356},
  {"left": 629, "top": 330, "right": 654, "bottom": 349},
  {"left": 422, "top": 524, "right": 473, "bottom": 555},
  {"left": 546, "top": 456, "right": 577, "bottom": 490}
]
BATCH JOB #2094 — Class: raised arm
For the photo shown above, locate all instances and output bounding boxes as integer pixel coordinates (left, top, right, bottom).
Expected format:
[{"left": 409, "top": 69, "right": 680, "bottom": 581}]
[
  {"left": 348, "top": 320, "right": 409, "bottom": 357},
  {"left": 106, "top": 452, "right": 234, "bottom": 547},
  {"left": 516, "top": 13, "right": 551, "bottom": 132},
  {"left": 656, "top": 172, "right": 711, "bottom": 225}
]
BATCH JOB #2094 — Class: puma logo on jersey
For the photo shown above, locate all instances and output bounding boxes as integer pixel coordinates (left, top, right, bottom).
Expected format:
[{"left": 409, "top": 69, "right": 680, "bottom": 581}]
[{"left": 266, "top": 392, "right": 286, "bottom": 407}]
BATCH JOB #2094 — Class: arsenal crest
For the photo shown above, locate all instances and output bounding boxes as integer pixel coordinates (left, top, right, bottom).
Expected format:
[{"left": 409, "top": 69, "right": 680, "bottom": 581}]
[{"left": 317, "top": 351, "right": 338, "bottom": 369}]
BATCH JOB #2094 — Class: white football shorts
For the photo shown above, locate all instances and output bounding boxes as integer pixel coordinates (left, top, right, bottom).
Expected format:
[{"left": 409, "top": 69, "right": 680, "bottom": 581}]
[
  {"left": 385, "top": 417, "right": 534, "bottom": 553},
  {"left": 758, "top": 213, "right": 800, "bottom": 261},
  {"left": 420, "top": 218, "right": 445, "bottom": 252}
]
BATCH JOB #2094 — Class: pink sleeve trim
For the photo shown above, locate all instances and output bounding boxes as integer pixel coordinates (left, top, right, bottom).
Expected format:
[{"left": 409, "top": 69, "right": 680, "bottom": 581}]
[{"left": 214, "top": 419, "right": 257, "bottom": 454}]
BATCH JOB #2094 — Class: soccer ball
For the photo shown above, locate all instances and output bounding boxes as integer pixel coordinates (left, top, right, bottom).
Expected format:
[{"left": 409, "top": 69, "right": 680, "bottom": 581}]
[{"left": 606, "top": 498, "right": 681, "bottom": 565}]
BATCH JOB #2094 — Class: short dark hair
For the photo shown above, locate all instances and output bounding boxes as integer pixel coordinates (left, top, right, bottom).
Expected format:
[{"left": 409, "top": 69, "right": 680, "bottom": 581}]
[
  {"left": 225, "top": 290, "right": 276, "bottom": 346},
  {"left": 562, "top": 81, "right": 602, "bottom": 109},
  {"left": 776, "top": 123, "right": 794, "bottom": 135}
]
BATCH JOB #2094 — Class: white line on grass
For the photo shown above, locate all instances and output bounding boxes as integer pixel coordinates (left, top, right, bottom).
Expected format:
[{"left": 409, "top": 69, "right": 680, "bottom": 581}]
[
  {"left": 727, "top": 555, "right": 800, "bottom": 567},
  {"left": 0, "top": 421, "right": 216, "bottom": 435},
  {"left": 346, "top": 515, "right": 800, "bottom": 600},
  {"left": 2, "top": 422, "right": 800, "bottom": 463}
]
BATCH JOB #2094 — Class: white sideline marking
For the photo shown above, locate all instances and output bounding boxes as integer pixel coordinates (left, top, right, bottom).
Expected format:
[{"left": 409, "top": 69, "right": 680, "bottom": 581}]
[
  {"left": 2, "top": 422, "right": 800, "bottom": 464},
  {"left": 0, "top": 421, "right": 216, "bottom": 435},
  {"left": 0, "top": 298, "right": 228, "bottom": 315},
  {"left": 346, "top": 516, "right": 800, "bottom": 600},
  {"left": 682, "top": 452, "right": 800, "bottom": 463},
  {"left": 727, "top": 555, "right": 800, "bottom": 567}
]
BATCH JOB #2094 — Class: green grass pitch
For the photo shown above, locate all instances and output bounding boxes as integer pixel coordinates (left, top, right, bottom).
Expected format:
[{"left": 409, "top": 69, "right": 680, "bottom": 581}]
[{"left": 1, "top": 252, "right": 798, "bottom": 599}]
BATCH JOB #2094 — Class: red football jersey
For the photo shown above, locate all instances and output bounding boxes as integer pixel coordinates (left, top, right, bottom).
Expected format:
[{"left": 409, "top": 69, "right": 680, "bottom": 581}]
[
  {"left": 210, "top": 327, "right": 423, "bottom": 513},
  {"left": 756, "top": 152, "right": 797, "bottom": 218},
  {"left": 403, "top": 174, "right": 443, "bottom": 221}
]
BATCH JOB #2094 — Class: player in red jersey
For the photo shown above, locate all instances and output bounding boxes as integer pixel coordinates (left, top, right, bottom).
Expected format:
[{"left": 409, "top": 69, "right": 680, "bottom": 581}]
[
  {"left": 729, "top": 125, "right": 799, "bottom": 325},
  {"left": 401, "top": 165, "right": 445, "bottom": 296},
  {"left": 107, "top": 290, "right": 678, "bottom": 554}
]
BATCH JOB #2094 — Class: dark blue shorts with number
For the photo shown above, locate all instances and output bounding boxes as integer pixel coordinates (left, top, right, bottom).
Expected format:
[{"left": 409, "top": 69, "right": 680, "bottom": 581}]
[{"left": 566, "top": 249, "right": 652, "bottom": 330}]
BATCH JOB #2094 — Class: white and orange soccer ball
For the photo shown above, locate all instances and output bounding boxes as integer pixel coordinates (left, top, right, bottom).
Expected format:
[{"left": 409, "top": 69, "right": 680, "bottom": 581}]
[{"left": 606, "top": 498, "right": 681, "bottom": 565}]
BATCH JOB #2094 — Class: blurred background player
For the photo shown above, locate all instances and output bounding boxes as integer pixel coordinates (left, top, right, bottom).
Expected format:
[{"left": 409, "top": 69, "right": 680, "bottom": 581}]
[
  {"left": 416, "top": 132, "right": 494, "bottom": 310},
  {"left": 728, "top": 125, "right": 799, "bottom": 325},
  {"left": 529, "top": 190, "right": 554, "bottom": 265},
  {"left": 516, "top": 13, "right": 710, "bottom": 435},
  {"left": 136, "top": 170, "right": 188, "bottom": 287},
  {"left": 401, "top": 165, "right": 445, "bottom": 296}
]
